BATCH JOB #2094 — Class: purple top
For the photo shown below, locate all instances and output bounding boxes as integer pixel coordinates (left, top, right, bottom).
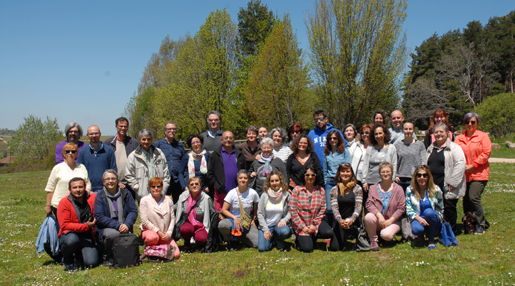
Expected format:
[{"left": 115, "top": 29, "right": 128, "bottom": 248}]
[
  {"left": 222, "top": 146, "right": 238, "bottom": 193},
  {"left": 55, "top": 141, "right": 87, "bottom": 163},
  {"left": 112, "top": 199, "right": 119, "bottom": 218}
]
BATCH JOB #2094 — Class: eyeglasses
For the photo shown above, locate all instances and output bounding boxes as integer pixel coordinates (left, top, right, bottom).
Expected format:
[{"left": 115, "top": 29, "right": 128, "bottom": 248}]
[
  {"left": 291, "top": 131, "right": 300, "bottom": 134},
  {"left": 360, "top": 131, "right": 370, "bottom": 135},
  {"left": 416, "top": 173, "right": 428, "bottom": 178},
  {"left": 104, "top": 177, "right": 117, "bottom": 181},
  {"left": 314, "top": 117, "right": 326, "bottom": 122},
  {"left": 64, "top": 150, "right": 77, "bottom": 154},
  {"left": 329, "top": 137, "right": 338, "bottom": 141},
  {"left": 166, "top": 128, "right": 177, "bottom": 131},
  {"left": 189, "top": 182, "right": 200, "bottom": 186},
  {"left": 304, "top": 174, "right": 316, "bottom": 177},
  {"left": 223, "top": 137, "right": 234, "bottom": 140},
  {"left": 340, "top": 163, "right": 351, "bottom": 167},
  {"left": 88, "top": 132, "right": 100, "bottom": 136},
  {"left": 68, "top": 131, "right": 79, "bottom": 134},
  {"left": 150, "top": 185, "right": 163, "bottom": 189},
  {"left": 208, "top": 119, "right": 219, "bottom": 122},
  {"left": 465, "top": 120, "right": 477, "bottom": 125},
  {"left": 191, "top": 141, "right": 202, "bottom": 145}
]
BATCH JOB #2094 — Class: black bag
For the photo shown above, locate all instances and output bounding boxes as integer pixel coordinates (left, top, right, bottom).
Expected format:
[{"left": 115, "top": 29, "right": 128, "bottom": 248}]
[
  {"left": 205, "top": 211, "right": 223, "bottom": 253},
  {"left": 173, "top": 198, "right": 201, "bottom": 241},
  {"left": 112, "top": 233, "right": 140, "bottom": 268}
]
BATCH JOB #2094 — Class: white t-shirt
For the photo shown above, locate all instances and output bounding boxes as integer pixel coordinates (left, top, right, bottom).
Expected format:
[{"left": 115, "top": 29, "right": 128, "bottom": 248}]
[
  {"left": 224, "top": 188, "right": 260, "bottom": 218},
  {"left": 265, "top": 193, "right": 287, "bottom": 227}
]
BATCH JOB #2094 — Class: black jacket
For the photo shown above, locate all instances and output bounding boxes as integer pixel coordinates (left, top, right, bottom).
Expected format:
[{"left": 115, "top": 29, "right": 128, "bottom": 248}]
[
  {"left": 206, "top": 146, "right": 246, "bottom": 194},
  {"left": 104, "top": 135, "right": 140, "bottom": 157}
]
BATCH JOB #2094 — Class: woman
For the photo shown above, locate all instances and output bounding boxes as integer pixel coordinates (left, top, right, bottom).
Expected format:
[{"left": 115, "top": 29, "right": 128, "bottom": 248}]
[
  {"left": 249, "top": 138, "right": 287, "bottom": 196},
  {"left": 286, "top": 124, "right": 303, "bottom": 147},
  {"left": 343, "top": 123, "right": 358, "bottom": 151},
  {"left": 257, "top": 171, "right": 291, "bottom": 252},
  {"left": 405, "top": 165, "right": 443, "bottom": 249},
  {"left": 179, "top": 134, "right": 211, "bottom": 193},
  {"left": 394, "top": 122, "right": 426, "bottom": 191},
  {"left": 371, "top": 110, "right": 388, "bottom": 126},
  {"left": 140, "top": 177, "right": 180, "bottom": 258},
  {"left": 328, "top": 163, "right": 363, "bottom": 251},
  {"left": 218, "top": 170, "right": 260, "bottom": 249},
  {"left": 424, "top": 108, "right": 455, "bottom": 148},
  {"left": 45, "top": 142, "right": 91, "bottom": 217},
  {"left": 94, "top": 169, "right": 138, "bottom": 265},
  {"left": 238, "top": 125, "right": 261, "bottom": 169},
  {"left": 350, "top": 124, "right": 373, "bottom": 187},
  {"left": 455, "top": 113, "right": 492, "bottom": 235},
  {"left": 125, "top": 129, "right": 170, "bottom": 203},
  {"left": 175, "top": 177, "right": 215, "bottom": 252},
  {"left": 362, "top": 124, "right": 397, "bottom": 203},
  {"left": 364, "top": 162, "right": 405, "bottom": 251},
  {"left": 323, "top": 131, "right": 351, "bottom": 215},
  {"left": 286, "top": 134, "right": 323, "bottom": 190},
  {"left": 426, "top": 122, "right": 466, "bottom": 234},
  {"left": 269, "top": 127, "right": 292, "bottom": 163},
  {"left": 290, "top": 165, "right": 334, "bottom": 252},
  {"left": 258, "top": 126, "right": 268, "bottom": 140}
]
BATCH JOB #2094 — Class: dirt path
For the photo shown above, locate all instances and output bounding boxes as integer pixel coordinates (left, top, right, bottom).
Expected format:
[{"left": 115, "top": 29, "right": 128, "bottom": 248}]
[{"left": 489, "top": 158, "right": 515, "bottom": 163}]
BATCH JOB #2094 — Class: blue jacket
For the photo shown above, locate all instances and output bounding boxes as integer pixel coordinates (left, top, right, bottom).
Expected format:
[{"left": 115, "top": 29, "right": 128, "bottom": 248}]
[
  {"left": 154, "top": 138, "right": 185, "bottom": 183},
  {"left": 35, "top": 214, "right": 59, "bottom": 256},
  {"left": 178, "top": 151, "right": 211, "bottom": 190},
  {"left": 308, "top": 123, "right": 347, "bottom": 171},
  {"left": 77, "top": 142, "right": 117, "bottom": 191},
  {"left": 94, "top": 188, "right": 138, "bottom": 243},
  {"left": 323, "top": 149, "right": 351, "bottom": 184}
]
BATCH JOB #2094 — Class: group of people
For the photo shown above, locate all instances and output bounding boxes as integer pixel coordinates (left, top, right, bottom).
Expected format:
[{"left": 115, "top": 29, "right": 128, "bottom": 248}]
[{"left": 42, "top": 108, "right": 492, "bottom": 272}]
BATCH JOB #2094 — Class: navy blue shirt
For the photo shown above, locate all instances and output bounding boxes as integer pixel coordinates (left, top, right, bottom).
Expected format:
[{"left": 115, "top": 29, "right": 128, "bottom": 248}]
[
  {"left": 154, "top": 138, "right": 185, "bottom": 182},
  {"left": 77, "top": 142, "right": 117, "bottom": 192}
]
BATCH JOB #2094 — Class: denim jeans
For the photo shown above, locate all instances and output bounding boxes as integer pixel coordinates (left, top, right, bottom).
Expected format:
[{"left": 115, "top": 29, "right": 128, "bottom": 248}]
[
  {"left": 324, "top": 180, "right": 336, "bottom": 212},
  {"left": 411, "top": 208, "right": 441, "bottom": 242},
  {"left": 258, "top": 225, "right": 291, "bottom": 252},
  {"left": 60, "top": 232, "right": 98, "bottom": 268}
]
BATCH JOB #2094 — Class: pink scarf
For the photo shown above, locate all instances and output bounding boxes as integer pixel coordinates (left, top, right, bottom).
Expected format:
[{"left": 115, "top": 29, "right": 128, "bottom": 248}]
[{"left": 186, "top": 192, "right": 205, "bottom": 232}]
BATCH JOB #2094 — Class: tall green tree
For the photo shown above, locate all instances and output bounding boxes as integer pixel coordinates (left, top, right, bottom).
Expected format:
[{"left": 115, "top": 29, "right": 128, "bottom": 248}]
[
  {"left": 306, "top": 0, "right": 409, "bottom": 129},
  {"left": 236, "top": 0, "right": 276, "bottom": 57},
  {"left": 9, "top": 115, "right": 61, "bottom": 161},
  {"left": 244, "top": 15, "right": 312, "bottom": 129}
]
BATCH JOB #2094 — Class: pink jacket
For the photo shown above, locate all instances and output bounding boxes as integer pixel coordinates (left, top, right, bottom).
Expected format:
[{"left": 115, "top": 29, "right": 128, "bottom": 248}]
[
  {"left": 455, "top": 130, "right": 491, "bottom": 182},
  {"left": 139, "top": 194, "right": 175, "bottom": 236},
  {"left": 366, "top": 183, "right": 405, "bottom": 222}
]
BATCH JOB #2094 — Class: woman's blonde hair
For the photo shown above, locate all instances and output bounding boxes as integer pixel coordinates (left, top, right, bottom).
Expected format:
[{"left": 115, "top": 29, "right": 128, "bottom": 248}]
[
  {"left": 263, "top": 171, "right": 288, "bottom": 193},
  {"left": 410, "top": 165, "right": 437, "bottom": 200}
]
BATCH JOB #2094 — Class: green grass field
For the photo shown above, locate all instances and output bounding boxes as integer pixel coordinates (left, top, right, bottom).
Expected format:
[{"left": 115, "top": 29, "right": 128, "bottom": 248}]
[{"left": 0, "top": 164, "right": 514, "bottom": 285}]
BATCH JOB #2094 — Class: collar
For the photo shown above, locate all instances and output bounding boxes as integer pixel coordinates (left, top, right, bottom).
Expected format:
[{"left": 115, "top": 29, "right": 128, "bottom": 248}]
[
  {"left": 207, "top": 129, "right": 222, "bottom": 138},
  {"left": 222, "top": 146, "right": 235, "bottom": 154},
  {"left": 89, "top": 142, "right": 103, "bottom": 152}
]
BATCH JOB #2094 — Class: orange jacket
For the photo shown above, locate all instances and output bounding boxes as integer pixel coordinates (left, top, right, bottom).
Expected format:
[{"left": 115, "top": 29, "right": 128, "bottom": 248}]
[
  {"left": 57, "top": 192, "right": 96, "bottom": 238},
  {"left": 455, "top": 130, "right": 491, "bottom": 182}
]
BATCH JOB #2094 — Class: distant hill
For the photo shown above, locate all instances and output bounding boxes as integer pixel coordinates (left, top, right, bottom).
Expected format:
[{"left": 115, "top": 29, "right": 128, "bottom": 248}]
[{"left": 0, "top": 128, "right": 15, "bottom": 135}]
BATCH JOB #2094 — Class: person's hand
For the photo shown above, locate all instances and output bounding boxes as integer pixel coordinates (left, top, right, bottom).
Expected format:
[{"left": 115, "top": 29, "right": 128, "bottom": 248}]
[
  {"left": 395, "top": 177, "right": 400, "bottom": 182},
  {"left": 416, "top": 216, "right": 429, "bottom": 227},
  {"left": 159, "top": 231, "right": 171, "bottom": 241},
  {"left": 308, "top": 225, "right": 317, "bottom": 234},
  {"left": 377, "top": 214, "right": 385, "bottom": 228},
  {"left": 234, "top": 218, "right": 242, "bottom": 230},
  {"left": 278, "top": 221, "right": 286, "bottom": 228},
  {"left": 264, "top": 231, "right": 272, "bottom": 240},
  {"left": 302, "top": 226, "right": 310, "bottom": 234},
  {"left": 363, "top": 184, "right": 369, "bottom": 192},
  {"left": 184, "top": 187, "right": 188, "bottom": 192},
  {"left": 251, "top": 172, "right": 257, "bottom": 178},
  {"left": 383, "top": 217, "right": 394, "bottom": 228},
  {"left": 218, "top": 213, "right": 224, "bottom": 221},
  {"left": 45, "top": 205, "right": 52, "bottom": 215},
  {"left": 204, "top": 187, "right": 210, "bottom": 194},
  {"left": 342, "top": 218, "right": 352, "bottom": 229},
  {"left": 289, "top": 178, "right": 297, "bottom": 188},
  {"left": 86, "top": 218, "right": 96, "bottom": 228},
  {"left": 255, "top": 154, "right": 262, "bottom": 161},
  {"left": 448, "top": 185, "right": 455, "bottom": 192},
  {"left": 465, "top": 165, "right": 476, "bottom": 173},
  {"left": 118, "top": 183, "right": 126, "bottom": 189},
  {"left": 119, "top": 224, "right": 129, "bottom": 233},
  {"left": 251, "top": 219, "right": 257, "bottom": 227}
]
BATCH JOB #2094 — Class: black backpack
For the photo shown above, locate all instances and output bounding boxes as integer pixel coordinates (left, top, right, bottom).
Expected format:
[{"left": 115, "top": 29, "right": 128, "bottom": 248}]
[{"left": 112, "top": 233, "right": 140, "bottom": 268}]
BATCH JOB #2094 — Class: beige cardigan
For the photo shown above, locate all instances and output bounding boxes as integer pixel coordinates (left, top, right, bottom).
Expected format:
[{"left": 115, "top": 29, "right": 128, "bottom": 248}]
[{"left": 139, "top": 194, "right": 175, "bottom": 236}]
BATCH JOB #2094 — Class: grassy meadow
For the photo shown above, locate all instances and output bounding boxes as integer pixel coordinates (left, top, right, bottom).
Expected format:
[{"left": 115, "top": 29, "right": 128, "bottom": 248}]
[{"left": 0, "top": 164, "right": 514, "bottom": 285}]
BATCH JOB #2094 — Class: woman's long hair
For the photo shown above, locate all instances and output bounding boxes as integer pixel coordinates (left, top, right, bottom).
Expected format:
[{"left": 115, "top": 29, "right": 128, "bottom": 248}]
[
  {"left": 409, "top": 165, "right": 437, "bottom": 200},
  {"left": 324, "top": 130, "right": 345, "bottom": 155},
  {"left": 334, "top": 163, "right": 357, "bottom": 196},
  {"left": 263, "top": 171, "right": 288, "bottom": 193}
]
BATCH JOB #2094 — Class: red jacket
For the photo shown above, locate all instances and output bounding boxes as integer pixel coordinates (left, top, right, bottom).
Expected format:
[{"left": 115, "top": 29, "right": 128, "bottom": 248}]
[
  {"left": 57, "top": 192, "right": 97, "bottom": 238},
  {"left": 455, "top": 130, "right": 491, "bottom": 182}
]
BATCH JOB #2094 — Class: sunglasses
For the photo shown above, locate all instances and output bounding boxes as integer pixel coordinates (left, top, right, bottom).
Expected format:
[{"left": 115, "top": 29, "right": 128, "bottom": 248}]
[
  {"left": 189, "top": 182, "right": 200, "bottom": 186},
  {"left": 304, "top": 174, "right": 316, "bottom": 177},
  {"left": 360, "top": 131, "right": 370, "bottom": 135},
  {"left": 64, "top": 150, "right": 77, "bottom": 154},
  {"left": 329, "top": 137, "right": 339, "bottom": 141},
  {"left": 314, "top": 117, "right": 326, "bottom": 122},
  {"left": 291, "top": 131, "right": 300, "bottom": 134},
  {"left": 465, "top": 120, "right": 477, "bottom": 125},
  {"left": 416, "top": 173, "right": 428, "bottom": 178},
  {"left": 340, "top": 163, "right": 351, "bottom": 167}
]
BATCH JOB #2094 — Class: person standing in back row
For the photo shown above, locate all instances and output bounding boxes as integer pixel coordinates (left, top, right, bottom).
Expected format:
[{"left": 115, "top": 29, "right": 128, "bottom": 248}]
[
  {"left": 389, "top": 110, "right": 416, "bottom": 144},
  {"left": 55, "top": 122, "right": 87, "bottom": 164},
  {"left": 200, "top": 111, "right": 224, "bottom": 152},
  {"left": 308, "top": 110, "right": 346, "bottom": 171}
]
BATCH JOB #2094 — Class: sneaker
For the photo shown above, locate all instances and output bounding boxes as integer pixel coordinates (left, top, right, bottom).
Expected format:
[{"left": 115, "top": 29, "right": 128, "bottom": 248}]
[
  {"left": 474, "top": 225, "right": 485, "bottom": 235},
  {"left": 277, "top": 241, "right": 284, "bottom": 251},
  {"left": 370, "top": 240, "right": 380, "bottom": 251},
  {"left": 65, "top": 263, "right": 79, "bottom": 273},
  {"left": 102, "top": 255, "right": 113, "bottom": 267}
]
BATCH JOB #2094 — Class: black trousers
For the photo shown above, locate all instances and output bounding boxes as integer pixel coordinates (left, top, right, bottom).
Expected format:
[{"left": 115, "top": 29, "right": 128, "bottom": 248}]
[
  {"left": 443, "top": 198, "right": 458, "bottom": 234},
  {"left": 166, "top": 179, "right": 183, "bottom": 204},
  {"left": 329, "top": 222, "right": 360, "bottom": 251},
  {"left": 296, "top": 220, "right": 333, "bottom": 253}
]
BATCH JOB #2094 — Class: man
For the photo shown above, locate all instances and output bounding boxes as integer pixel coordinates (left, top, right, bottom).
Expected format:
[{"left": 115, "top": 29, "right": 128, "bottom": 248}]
[
  {"left": 78, "top": 125, "right": 117, "bottom": 194},
  {"left": 153, "top": 121, "right": 185, "bottom": 204},
  {"left": 206, "top": 131, "right": 246, "bottom": 210},
  {"left": 200, "top": 111, "right": 224, "bottom": 152},
  {"left": 258, "top": 126, "right": 268, "bottom": 140},
  {"left": 104, "top": 117, "right": 139, "bottom": 189},
  {"left": 55, "top": 122, "right": 87, "bottom": 163},
  {"left": 389, "top": 110, "right": 416, "bottom": 144},
  {"left": 307, "top": 110, "right": 346, "bottom": 170},
  {"left": 57, "top": 178, "right": 98, "bottom": 272}
]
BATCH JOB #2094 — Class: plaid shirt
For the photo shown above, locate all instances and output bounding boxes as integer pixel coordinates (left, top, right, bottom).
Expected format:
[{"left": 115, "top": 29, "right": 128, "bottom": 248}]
[{"left": 290, "top": 185, "right": 326, "bottom": 235}]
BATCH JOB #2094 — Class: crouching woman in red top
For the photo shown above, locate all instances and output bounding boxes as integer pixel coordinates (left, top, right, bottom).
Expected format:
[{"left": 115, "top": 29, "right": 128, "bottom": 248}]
[{"left": 57, "top": 177, "right": 98, "bottom": 272}]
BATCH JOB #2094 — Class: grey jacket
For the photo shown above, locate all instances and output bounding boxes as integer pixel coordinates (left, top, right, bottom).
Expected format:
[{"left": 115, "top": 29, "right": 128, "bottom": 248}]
[
  {"left": 362, "top": 144, "right": 398, "bottom": 185},
  {"left": 426, "top": 138, "right": 466, "bottom": 200},
  {"left": 350, "top": 141, "right": 365, "bottom": 181},
  {"left": 174, "top": 190, "right": 214, "bottom": 233},
  {"left": 125, "top": 145, "right": 170, "bottom": 201},
  {"left": 248, "top": 158, "right": 287, "bottom": 196},
  {"left": 257, "top": 192, "right": 291, "bottom": 232}
]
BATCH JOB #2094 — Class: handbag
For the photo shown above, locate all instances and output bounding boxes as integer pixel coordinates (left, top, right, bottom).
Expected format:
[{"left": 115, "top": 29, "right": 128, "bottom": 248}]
[
  {"left": 237, "top": 194, "right": 253, "bottom": 231},
  {"left": 401, "top": 215, "right": 416, "bottom": 241},
  {"left": 439, "top": 222, "right": 458, "bottom": 247},
  {"left": 172, "top": 196, "right": 201, "bottom": 241},
  {"left": 112, "top": 233, "right": 140, "bottom": 268},
  {"left": 353, "top": 227, "right": 371, "bottom": 252},
  {"left": 143, "top": 242, "right": 178, "bottom": 262}
]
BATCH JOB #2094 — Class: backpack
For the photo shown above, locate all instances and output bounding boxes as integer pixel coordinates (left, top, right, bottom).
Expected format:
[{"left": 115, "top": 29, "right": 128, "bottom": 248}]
[
  {"left": 205, "top": 211, "right": 223, "bottom": 253},
  {"left": 112, "top": 233, "right": 140, "bottom": 268}
]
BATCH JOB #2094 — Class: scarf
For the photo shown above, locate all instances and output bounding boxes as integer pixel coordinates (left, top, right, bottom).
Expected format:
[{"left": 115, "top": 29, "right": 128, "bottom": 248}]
[
  {"left": 103, "top": 187, "right": 125, "bottom": 224},
  {"left": 268, "top": 188, "right": 283, "bottom": 202},
  {"left": 186, "top": 192, "right": 205, "bottom": 232},
  {"left": 187, "top": 150, "right": 207, "bottom": 179},
  {"left": 257, "top": 153, "right": 274, "bottom": 178},
  {"left": 258, "top": 152, "right": 274, "bottom": 163},
  {"left": 337, "top": 181, "right": 357, "bottom": 197}
]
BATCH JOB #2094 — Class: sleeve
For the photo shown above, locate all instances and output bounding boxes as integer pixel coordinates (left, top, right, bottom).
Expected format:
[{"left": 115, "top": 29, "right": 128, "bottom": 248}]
[
  {"left": 125, "top": 154, "right": 139, "bottom": 192},
  {"left": 312, "top": 187, "right": 326, "bottom": 227},
  {"left": 281, "top": 194, "right": 291, "bottom": 224},
  {"left": 55, "top": 144, "right": 63, "bottom": 163},
  {"left": 289, "top": 187, "right": 306, "bottom": 233},
  {"left": 448, "top": 144, "right": 466, "bottom": 188},
  {"left": 286, "top": 153, "right": 294, "bottom": 185},
  {"left": 351, "top": 185, "right": 363, "bottom": 220},
  {"left": 472, "top": 133, "right": 492, "bottom": 168},
  {"left": 405, "top": 187, "right": 416, "bottom": 220},
  {"left": 343, "top": 148, "right": 351, "bottom": 164},
  {"left": 330, "top": 186, "right": 342, "bottom": 223},
  {"left": 206, "top": 153, "right": 218, "bottom": 190},
  {"left": 391, "top": 186, "right": 406, "bottom": 221},
  {"left": 224, "top": 190, "right": 234, "bottom": 204},
  {"left": 165, "top": 199, "right": 175, "bottom": 237},
  {"left": 434, "top": 186, "right": 444, "bottom": 223},
  {"left": 365, "top": 185, "right": 380, "bottom": 215},
  {"left": 178, "top": 153, "right": 189, "bottom": 190},
  {"left": 362, "top": 148, "right": 371, "bottom": 185},
  {"left": 45, "top": 166, "right": 59, "bottom": 192},
  {"left": 418, "top": 142, "right": 427, "bottom": 166},
  {"left": 58, "top": 202, "right": 89, "bottom": 234},
  {"left": 109, "top": 148, "right": 117, "bottom": 172},
  {"left": 253, "top": 191, "right": 260, "bottom": 203},
  {"left": 323, "top": 155, "right": 329, "bottom": 184},
  {"left": 257, "top": 194, "right": 269, "bottom": 231},
  {"left": 389, "top": 145, "right": 398, "bottom": 180},
  {"left": 140, "top": 198, "right": 160, "bottom": 233},
  {"left": 124, "top": 191, "right": 139, "bottom": 229},
  {"left": 311, "top": 153, "right": 324, "bottom": 187},
  {"left": 160, "top": 154, "right": 170, "bottom": 195},
  {"left": 338, "top": 130, "right": 348, "bottom": 147},
  {"left": 82, "top": 167, "right": 92, "bottom": 191},
  {"left": 77, "top": 149, "right": 84, "bottom": 165},
  {"left": 94, "top": 195, "right": 120, "bottom": 230}
]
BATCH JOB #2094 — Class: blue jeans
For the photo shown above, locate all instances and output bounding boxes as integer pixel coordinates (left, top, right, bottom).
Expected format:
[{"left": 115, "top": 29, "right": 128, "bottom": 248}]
[
  {"left": 60, "top": 232, "right": 98, "bottom": 268},
  {"left": 411, "top": 208, "right": 441, "bottom": 242},
  {"left": 324, "top": 180, "right": 336, "bottom": 212},
  {"left": 258, "top": 225, "right": 291, "bottom": 252}
]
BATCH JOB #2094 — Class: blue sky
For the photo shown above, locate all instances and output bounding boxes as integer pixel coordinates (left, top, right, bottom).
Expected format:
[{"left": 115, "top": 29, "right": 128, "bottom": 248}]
[{"left": 1, "top": 0, "right": 513, "bottom": 136}]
